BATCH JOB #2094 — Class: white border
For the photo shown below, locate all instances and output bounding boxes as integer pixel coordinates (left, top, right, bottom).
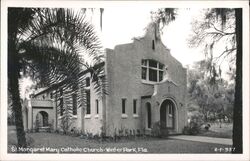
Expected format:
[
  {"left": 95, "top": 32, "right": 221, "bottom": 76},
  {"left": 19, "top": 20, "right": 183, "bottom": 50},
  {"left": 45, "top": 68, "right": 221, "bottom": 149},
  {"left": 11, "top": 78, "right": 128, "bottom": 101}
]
[{"left": 1, "top": 1, "right": 249, "bottom": 161}]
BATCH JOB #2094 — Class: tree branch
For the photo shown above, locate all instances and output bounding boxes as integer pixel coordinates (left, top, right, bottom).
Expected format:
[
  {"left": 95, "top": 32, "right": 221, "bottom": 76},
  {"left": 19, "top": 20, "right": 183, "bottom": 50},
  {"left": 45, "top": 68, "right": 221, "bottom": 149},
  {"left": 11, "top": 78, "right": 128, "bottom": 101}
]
[
  {"left": 214, "top": 48, "right": 236, "bottom": 63},
  {"left": 209, "top": 22, "right": 235, "bottom": 35}
]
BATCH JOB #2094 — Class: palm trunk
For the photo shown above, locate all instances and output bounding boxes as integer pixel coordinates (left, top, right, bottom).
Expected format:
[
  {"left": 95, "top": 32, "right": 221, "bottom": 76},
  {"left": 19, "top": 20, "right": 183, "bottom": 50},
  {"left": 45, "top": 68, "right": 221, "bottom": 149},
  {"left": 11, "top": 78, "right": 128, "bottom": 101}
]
[
  {"left": 9, "top": 73, "right": 27, "bottom": 148},
  {"left": 8, "top": 36, "right": 27, "bottom": 149},
  {"left": 232, "top": 8, "right": 242, "bottom": 154}
]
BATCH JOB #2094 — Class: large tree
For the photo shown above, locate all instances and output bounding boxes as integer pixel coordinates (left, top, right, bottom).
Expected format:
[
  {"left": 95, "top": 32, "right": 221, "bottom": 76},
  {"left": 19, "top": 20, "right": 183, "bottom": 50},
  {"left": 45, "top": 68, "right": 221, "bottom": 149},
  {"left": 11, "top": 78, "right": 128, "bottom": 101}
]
[
  {"left": 188, "top": 8, "right": 242, "bottom": 153},
  {"left": 187, "top": 60, "right": 234, "bottom": 122},
  {"left": 153, "top": 8, "right": 242, "bottom": 153},
  {"left": 8, "top": 8, "right": 105, "bottom": 149}
]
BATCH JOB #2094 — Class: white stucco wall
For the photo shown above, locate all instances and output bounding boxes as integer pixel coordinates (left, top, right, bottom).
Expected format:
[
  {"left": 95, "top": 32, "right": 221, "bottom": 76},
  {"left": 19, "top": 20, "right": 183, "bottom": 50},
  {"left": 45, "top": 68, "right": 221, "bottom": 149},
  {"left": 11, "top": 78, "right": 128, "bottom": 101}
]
[{"left": 104, "top": 23, "right": 187, "bottom": 136}]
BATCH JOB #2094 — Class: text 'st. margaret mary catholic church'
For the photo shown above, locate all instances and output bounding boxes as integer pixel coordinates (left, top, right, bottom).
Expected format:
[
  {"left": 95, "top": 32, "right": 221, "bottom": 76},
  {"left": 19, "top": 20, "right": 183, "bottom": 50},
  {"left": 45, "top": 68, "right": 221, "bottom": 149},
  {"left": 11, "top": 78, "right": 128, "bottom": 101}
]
[{"left": 22, "top": 22, "right": 188, "bottom": 136}]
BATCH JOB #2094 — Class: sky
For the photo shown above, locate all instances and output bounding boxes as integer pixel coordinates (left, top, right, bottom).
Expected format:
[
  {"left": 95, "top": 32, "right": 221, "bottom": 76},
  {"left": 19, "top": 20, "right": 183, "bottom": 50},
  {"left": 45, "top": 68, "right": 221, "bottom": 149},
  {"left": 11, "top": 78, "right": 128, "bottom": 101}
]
[
  {"left": 98, "top": 8, "right": 205, "bottom": 66},
  {"left": 20, "top": 8, "right": 206, "bottom": 99}
]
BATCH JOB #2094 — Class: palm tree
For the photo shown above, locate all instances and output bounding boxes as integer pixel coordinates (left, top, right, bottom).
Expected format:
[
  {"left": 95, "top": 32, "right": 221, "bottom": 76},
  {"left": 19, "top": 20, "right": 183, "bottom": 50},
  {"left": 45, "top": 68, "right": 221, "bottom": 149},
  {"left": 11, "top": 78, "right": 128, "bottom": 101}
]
[{"left": 8, "top": 8, "right": 104, "bottom": 148}]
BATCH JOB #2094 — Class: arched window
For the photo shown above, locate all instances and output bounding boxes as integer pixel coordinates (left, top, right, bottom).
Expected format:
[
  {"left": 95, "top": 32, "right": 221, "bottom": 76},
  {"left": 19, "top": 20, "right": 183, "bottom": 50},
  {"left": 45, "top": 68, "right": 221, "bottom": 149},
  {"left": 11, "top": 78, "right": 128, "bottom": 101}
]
[{"left": 141, "top": 59, "right": 164, "bottom": 82}]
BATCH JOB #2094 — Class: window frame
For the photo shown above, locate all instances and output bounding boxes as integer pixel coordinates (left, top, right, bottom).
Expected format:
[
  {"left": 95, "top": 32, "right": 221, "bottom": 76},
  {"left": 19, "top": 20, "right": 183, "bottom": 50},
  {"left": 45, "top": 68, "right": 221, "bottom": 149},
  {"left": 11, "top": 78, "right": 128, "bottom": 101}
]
[
  {"left": 95, "top": 99, "right": 99, "bottom": 114},
  {"left": 59, "top": 89, "right": 64, "bottom": 116},
  {"left": 85, "top": 77, "right": 90, "bottom": 88},
  {"left": 168, "top": 104, "right": 173, "bottom": 117},
  {"left": 152, "top": 40, "right": 155, "bottom": 50},
  {"left": 72, "top": 93, "right": 77, "bottom": 115},
  {"left": 122, "top": 98, "right": 126, "bottom": 114},
  {"left": 86, "top": 90, "right": 91, "bottom": 115},
  {"left": 133, "top": 99, "right": 137, "bottom": 114},
  {"left": 141, "top": 59, "right": 164, "bottom": 83}
]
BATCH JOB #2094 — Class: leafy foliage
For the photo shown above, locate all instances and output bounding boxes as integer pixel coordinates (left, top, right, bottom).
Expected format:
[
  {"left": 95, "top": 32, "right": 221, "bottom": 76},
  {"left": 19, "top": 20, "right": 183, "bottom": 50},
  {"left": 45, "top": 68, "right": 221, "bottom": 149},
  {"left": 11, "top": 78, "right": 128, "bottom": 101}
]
[
  {"left": 151, "top": 7, "right": 241, "bottom": 153},
  {"left": 151, "top": 8, "right": 177, "bottom": 29},
  {"left": 188, "top": 8, "right": 242, "bottom": 153},
  {"left": 8, "top": 8, "right": 106, "bottom": 147},
  {"left": 188, "top": 9, "right": 236, "bottom": 85},
  {"left": 187, "top": 60, "right": 234, "bottom": 122}
]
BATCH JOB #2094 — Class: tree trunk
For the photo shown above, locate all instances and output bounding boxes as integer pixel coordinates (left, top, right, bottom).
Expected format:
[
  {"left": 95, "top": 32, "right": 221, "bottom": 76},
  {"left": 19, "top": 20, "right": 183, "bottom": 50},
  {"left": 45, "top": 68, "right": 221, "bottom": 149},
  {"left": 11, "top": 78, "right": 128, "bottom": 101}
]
[
  {"left": 232, "top": 8, "right": 242, "bottom": 154},
  {"left": 9, "top": 73, "right": 27, "bottom": 148},
  {"left": 8, "top": 34, "right": 27, "bottom": 149}
]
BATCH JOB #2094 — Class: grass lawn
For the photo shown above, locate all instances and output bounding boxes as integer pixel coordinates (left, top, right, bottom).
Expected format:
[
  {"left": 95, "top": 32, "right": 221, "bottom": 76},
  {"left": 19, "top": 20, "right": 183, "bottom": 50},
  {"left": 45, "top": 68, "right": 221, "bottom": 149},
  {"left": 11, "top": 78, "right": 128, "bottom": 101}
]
[
  {"left": 8, "top": 126, "right": 231, "bottom": 154},
  {"left": 198, "top": 123, "right": 233, "bottom": 139}
]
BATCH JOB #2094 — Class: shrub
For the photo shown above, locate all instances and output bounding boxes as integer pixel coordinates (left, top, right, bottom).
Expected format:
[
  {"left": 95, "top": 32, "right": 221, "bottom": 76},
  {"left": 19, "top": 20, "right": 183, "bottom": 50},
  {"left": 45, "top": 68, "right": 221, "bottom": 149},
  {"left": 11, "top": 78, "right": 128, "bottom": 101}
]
[
  {"left": 183, "top": 121, "right": 201, "bottom": 135},
  {"left": 70, "top": 127, "right": 81, "bottom": 137},
  {"left": 86, "top": 132, "right": 93, "bottom": 139},
  {"left": 152, "top": 121, "right": 161, "bottom": 137},
  {"left": 118, "top": 129, "right": 124, "bottom": 137},
  {"left": 80, "top": 133, "right": 87, "bottom": 139},
  {"left": 152, "top": 121, "right": 168, "bottom": 138},
  {"left": 100, "top": 126, "right": 106, "bottom": 139},
  {"left": 142, "top": 128, "right": 146, "bottom": 136},
  {"left": 34, "top": 119, "right": 40, "bottom": 132},
  {"left": 125, "top": 129, "right": 129, "bottom": 137},
  {"left": 60, "top": 115, "right": 72, "bottom": 134},
  {"left": 93, "top": 134, "right": 100, "bottom": 140},
  {"left": 136, "top": 129, "right": 141, "bottom": 136},
  {"left": 204, "top": 124, "right": 211, "bottom": 131}
]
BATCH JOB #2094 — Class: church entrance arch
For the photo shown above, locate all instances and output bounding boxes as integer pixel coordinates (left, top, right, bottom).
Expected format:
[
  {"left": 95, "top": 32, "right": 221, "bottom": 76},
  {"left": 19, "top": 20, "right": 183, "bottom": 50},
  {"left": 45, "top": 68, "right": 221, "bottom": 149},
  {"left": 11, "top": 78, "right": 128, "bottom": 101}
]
[
  {"left": 36, "top": 111, "right": 49, "bottom": 127},
  {"left": 160, "top": 99, "right": 177, "bottom": 130}
]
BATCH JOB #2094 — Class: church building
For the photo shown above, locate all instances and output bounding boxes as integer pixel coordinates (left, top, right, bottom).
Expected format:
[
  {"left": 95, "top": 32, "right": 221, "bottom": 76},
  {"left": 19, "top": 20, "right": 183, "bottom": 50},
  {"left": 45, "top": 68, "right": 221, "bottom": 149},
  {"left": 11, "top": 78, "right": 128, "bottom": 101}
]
[{"left": 22, "top": 23, "right": 187, "bottom": 136}]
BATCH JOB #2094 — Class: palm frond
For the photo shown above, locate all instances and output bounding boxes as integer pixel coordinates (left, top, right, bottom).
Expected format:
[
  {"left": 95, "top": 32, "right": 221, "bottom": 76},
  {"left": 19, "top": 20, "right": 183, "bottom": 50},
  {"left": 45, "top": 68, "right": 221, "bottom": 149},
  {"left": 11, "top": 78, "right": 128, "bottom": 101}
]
[
  {"left": 18, "top": 8, "right": 102, "bottom": 63},
  {"left": 13, "top": 8, "right": 108, "bottom": 128}
]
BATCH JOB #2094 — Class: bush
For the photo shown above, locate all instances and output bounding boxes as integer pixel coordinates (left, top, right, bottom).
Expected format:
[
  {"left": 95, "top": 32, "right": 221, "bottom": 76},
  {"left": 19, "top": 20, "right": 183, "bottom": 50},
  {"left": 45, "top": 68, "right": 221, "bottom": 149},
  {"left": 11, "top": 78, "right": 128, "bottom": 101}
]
[
  {"left": 60, "top": 115, "right": 72, "bottom": 134},
  {"left": 100, "top": 126, "right": 106, "bottom": 139},
  {"left": 70, "top": 127, "right": 81, "bottom": 137},
  {"left": 34, "top": 119, "right": 40, "bottom": 132},
  {"left": 152, "top": 121, "right": 161, "bottom": 137},
  {"left": 8, "top": 116, "right": 15, "bottom": 125},
  {"left": 152, "top": 121, "right": 168, "bottom": 138},
  {"left": 183, "top": 121, "right": 201, "bottom": 135},
  {"left": 86, "top": 132, "right": 93, "bottom": 139},
  {"left": 80, "top": 133, "right": 87, "bottom": 139},
  {"left": 204, "top": 124, "right": 211, "bottom": 131},
  {"left": 136, "top": 129, "right": 141, "bottom": 136}
]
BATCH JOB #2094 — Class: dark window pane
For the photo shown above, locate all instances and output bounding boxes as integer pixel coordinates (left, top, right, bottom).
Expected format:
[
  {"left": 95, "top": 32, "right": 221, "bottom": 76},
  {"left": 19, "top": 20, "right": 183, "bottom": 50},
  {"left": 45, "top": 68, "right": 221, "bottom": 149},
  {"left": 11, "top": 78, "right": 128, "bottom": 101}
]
[
  {"left": 72, "top": 93, "right": 77, "bottom": 115},
  {"left": 60, "top": 97, "right": 63, "bottom": 116},
  {"left": 60, "top": 89, "right": 63, "bottom": 116},
  {"left": 141, "top": 67, "right": 147, "bottom": 80},
  {"left": 159, "top": 63, "right": 164, "bottom": 69},
  {"left": 96, "top": 99, "right": 99, "bottom": 114},
  {"left": 122, "top": 99, "right": 126, "bottom": 114},
  {"left": 148, "top": 60, "right": 157, "bottom": 68},
  {"left": 147, "top": 103, "right": 151, "bottom": 128},
  {"left": 169, "top": 104, "right": 173, "bottom": 115},
  {"left": 159, "top": 71, "right": 163, "bottom": 81},
  {"left": 149, "top": 68, "right": 157, "bottom": 82},
  {"left": 86, "top": 90, "right": 90, "bottom": 114},
  {"left": 60, "top": 89, "right": 63, "bottom": 96},
  {"left": 141, "top": 59, "right": 147, "bottom": 66},
  {"left": 152, "top": 40, "right": 155, "bottom": 50},
  {"left": 133, "top": 99, "right": 137, "bottom": 114},
  {"left": 86, "top": 77, "right": 90, "bottom": 87},
  {"left": 167, "top": 102, "right": 175, "bottom": 128}
]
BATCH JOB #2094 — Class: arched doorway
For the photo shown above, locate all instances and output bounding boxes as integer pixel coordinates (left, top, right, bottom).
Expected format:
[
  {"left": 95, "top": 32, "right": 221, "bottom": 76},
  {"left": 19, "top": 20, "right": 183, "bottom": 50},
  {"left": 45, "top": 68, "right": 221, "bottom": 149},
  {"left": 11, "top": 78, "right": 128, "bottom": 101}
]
[
  {"left": 146, "top": 102, "right": 151, "bottom": 129},
  {"left": 160, "top": 99, "right": 176, "bottom": 130},
  {"left": 36, "top": 111, "right": 49, "bottom": 127}
]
